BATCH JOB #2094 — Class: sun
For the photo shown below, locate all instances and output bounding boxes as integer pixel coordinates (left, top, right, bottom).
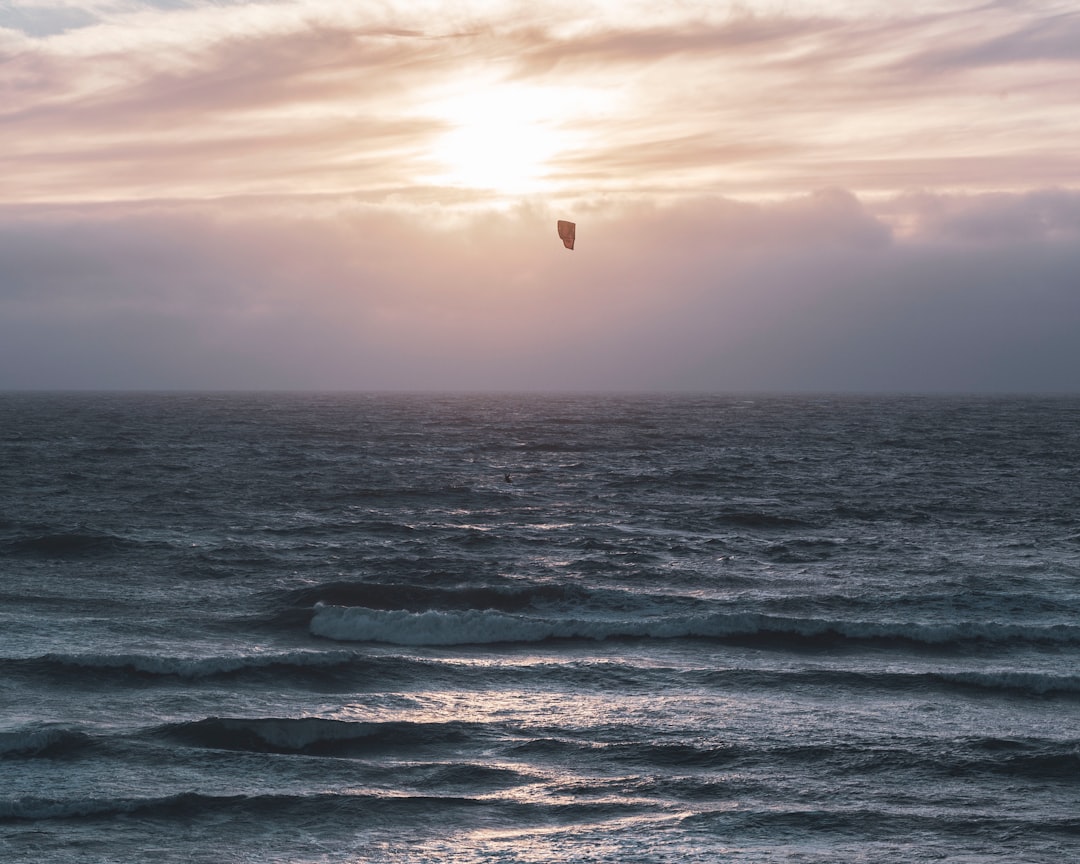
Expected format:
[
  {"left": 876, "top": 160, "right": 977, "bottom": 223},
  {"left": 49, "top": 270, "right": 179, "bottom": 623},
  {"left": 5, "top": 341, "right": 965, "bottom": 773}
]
[{"left": 421, "top": 82, "right": 583, "bottom": 196}]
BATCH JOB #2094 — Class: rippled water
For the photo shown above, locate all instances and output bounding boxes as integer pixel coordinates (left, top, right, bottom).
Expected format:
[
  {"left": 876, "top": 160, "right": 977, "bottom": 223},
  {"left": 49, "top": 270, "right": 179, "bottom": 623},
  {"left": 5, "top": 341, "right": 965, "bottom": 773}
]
[{"left": 2, "top": 392, "right": 1079, "bottom": 863}]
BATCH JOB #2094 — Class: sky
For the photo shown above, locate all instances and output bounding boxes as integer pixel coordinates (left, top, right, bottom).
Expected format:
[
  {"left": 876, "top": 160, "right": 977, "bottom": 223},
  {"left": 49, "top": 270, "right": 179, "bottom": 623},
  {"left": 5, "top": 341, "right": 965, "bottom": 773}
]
[{"left": 2, "top": 0, "right": 1079, "bottom": 392}]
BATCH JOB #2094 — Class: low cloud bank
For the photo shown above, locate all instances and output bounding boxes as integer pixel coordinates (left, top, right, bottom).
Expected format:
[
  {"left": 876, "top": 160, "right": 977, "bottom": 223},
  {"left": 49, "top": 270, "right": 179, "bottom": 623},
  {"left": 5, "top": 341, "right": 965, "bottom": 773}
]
[{"left": 2, "top": 188, "right": 1078, "bottom": 392}]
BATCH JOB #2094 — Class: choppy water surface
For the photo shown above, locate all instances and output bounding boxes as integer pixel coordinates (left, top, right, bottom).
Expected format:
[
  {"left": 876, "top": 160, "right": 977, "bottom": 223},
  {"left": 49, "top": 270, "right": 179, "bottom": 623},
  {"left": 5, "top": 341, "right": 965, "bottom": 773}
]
[{"left": 2, "top": 392, "right": 1079, "bottom": 863}]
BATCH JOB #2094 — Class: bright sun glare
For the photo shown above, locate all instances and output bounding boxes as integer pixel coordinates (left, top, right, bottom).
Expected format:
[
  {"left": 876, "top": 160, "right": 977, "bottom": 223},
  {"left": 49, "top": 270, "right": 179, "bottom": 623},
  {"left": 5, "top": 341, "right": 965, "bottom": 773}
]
[{"left": 423, "top": 83, "right": 587, "bottom": 196}]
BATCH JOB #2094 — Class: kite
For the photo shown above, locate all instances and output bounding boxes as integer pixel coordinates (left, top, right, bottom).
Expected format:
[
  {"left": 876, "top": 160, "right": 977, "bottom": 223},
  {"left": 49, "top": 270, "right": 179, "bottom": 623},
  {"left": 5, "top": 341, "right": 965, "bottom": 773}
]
[{"left": 557, "top": 220, "right": 576, "bottom": 250}]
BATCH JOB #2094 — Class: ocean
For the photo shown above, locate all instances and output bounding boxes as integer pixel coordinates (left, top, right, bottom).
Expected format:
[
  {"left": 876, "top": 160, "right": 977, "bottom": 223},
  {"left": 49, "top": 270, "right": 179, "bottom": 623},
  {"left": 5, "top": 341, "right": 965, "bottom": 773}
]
[{"left": 1, "top": 392, "right": 1078, "bottom": 863}]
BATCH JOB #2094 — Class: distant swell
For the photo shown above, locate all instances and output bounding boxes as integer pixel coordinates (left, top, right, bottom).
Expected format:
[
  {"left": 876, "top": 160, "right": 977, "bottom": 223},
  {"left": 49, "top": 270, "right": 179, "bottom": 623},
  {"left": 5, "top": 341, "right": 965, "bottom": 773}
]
[{"left": 309, "top": 604, "right": 1080, "bottom": 648}]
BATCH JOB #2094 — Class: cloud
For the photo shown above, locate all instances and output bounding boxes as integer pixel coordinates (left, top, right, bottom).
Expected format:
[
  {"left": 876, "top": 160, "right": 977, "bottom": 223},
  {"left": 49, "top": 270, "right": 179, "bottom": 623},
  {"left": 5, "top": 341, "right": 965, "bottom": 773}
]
[
  {"left": 2, "top": 188, "right": 1078, "bottom": 392},
  {"left": 896, "top": 5, "right": 1080, "bottom": 71},
  {"left": 3, "top": 1, "right": 1079, "bottom": 205},
  {"left": 891, "top": 188, "right": 1080, "bottom": 243}
]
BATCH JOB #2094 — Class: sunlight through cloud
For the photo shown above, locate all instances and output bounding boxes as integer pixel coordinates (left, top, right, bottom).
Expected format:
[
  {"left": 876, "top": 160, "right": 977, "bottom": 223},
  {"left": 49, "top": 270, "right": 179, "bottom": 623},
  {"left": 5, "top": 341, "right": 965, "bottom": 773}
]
[{"left": 419, "top": 80, "right": 602, "bottom": 197}]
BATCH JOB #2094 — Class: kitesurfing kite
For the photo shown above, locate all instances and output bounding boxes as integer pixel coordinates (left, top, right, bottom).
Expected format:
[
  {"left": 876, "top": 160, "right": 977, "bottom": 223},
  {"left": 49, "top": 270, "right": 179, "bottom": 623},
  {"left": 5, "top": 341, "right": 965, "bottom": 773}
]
[{"left": 557, "top": 220, "right": 575, "bottom": 250}]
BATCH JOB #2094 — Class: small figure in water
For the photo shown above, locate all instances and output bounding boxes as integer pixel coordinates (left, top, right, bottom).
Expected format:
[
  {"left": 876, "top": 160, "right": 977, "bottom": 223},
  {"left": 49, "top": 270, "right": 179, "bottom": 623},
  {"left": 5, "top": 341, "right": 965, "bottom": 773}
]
[{"left": 504, "top": 473, "right": 513, "bottom": 483}]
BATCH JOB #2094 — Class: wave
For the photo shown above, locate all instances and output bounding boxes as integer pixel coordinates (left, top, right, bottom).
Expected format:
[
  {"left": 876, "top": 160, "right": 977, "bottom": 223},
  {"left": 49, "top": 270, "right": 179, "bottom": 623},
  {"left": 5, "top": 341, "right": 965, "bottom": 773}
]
[
  {"left": 714, "top": 510, "right": 813, "bottom": 529},
  {"left": 11, "top": 650, "right": 1076, "bottom": 707},
  {"left": 155, "top": 716, "right": 481, "bottom": 754},
  {"left": 933, "top": 670, "right": 1080, "bottom": 697},
  {"left": 309, "top": 604, "right": 1080, "bottom": 649},
  {"left": 1, "top": 649, "right": 413, "bottom": 683},
  {"left": 0, "top": 788, "right": 639, "bottom": 826},
  {"left": 680, "top": 807, "right": 1080, "bottom": 840},
  {"left": 693, "top": 668, "right": 1080, "bottom": 698},
  {"left": 0, "top": 725, "right": 93, "bottom": 758},
  {"left": 0, "top": 790, "right": 485, "bottom": 823},
  {"left": 514, "top": 734, "right": 1080, "bottom": 781}
]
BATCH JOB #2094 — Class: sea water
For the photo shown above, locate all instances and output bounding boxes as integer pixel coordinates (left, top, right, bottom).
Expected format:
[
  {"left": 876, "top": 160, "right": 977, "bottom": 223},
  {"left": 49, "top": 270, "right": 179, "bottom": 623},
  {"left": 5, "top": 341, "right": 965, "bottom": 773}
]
[{"left": 1, "top": 392, "right": 1078, "bottom": 863}]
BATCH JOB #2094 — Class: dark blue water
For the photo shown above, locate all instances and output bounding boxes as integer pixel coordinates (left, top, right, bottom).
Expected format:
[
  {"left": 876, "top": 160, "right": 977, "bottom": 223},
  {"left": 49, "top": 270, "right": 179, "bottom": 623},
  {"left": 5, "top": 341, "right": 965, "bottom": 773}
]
[{"left": 2, "top": 393, "right": 1079, "bottom": 863}]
